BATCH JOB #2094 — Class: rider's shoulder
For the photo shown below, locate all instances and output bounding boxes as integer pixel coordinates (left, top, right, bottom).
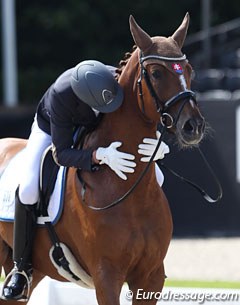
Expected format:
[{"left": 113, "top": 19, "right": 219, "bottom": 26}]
[{"left": 53, "top": 68, "right": 74, "bottom": 95}]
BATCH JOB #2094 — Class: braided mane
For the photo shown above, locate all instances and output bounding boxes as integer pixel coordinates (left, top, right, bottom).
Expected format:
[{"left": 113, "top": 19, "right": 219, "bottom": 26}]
[{"left": 115, "top": 45, "right": 137, "bottom": 81}]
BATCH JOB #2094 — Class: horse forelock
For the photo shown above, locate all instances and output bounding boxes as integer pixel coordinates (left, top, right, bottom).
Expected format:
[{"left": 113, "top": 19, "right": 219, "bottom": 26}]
[{"left": 145, "top": 36, "right": 184, "bottom": 58}]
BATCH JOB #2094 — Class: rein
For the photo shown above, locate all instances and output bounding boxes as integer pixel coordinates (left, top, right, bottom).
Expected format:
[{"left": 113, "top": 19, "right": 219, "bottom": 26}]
[
  {"left": 158, "top": 147, "right": 223, "bottom": 203},
  {"left": 80, "top": 53, "right": 222, "bottom": 211},
  {"left": 81, "top": 126, "right": 167, "bottom": 211}
]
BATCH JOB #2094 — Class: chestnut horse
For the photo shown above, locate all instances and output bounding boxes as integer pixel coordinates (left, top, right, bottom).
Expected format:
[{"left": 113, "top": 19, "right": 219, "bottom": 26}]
[{"left": 0, "top": 14, "right": 205, "bottom": 305}]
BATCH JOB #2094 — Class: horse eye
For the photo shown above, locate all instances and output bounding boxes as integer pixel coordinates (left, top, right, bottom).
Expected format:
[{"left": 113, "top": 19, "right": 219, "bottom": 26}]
[{"left": 152, "top": 70, "right": 162, "bottom": 79}]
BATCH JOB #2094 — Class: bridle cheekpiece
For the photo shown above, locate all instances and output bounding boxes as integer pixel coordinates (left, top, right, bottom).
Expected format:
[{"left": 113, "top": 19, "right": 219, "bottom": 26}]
[{"left": 137, "top": 51, "right": 197, "bottom": 128}]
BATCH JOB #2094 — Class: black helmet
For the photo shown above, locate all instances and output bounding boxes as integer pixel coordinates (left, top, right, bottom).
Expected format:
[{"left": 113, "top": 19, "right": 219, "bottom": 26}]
[{"left": 71, "top": 60, "right": 123, "bottom": 113}]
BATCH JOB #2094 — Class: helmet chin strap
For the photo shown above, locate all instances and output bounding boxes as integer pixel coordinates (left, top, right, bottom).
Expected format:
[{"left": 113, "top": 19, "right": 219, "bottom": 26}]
[{"left": 91, "top": 107, "right": 100, "bottom": 117}]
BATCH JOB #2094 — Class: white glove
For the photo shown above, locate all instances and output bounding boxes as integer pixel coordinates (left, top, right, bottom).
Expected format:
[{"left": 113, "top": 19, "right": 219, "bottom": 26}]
[
  {"left": 138, "top": 131, "right": 170, "bottom": 162},
  {"left": 96, "top": 142, "right": 136, "bottom": 180}
]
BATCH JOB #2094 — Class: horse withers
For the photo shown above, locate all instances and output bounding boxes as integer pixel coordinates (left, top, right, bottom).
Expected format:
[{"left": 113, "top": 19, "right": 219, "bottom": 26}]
[{"left": 0, "top": 13, "right": 204, "bottom": 305}]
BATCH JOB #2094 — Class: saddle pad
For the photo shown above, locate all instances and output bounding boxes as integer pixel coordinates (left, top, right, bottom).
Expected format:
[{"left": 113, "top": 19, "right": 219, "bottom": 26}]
[{"left": 0, "top": 149, "right": 65, "bottom": 225}]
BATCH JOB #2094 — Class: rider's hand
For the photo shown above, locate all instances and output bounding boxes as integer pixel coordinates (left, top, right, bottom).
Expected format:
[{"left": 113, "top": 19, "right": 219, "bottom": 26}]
[
  {"left": 138, "top": 131, "right": 170, "bottom": 162},
  {"left": 96, "top": 142, "right": 136, "bottom": 180}
]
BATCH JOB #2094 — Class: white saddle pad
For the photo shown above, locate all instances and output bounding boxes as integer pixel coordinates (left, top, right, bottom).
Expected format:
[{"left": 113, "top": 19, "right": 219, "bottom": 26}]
[{"left": 0, "top": 149, "right": 65, "bottom": 225}]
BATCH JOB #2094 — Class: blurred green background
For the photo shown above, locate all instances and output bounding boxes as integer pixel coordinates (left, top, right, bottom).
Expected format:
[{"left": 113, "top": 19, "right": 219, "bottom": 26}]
[{"left": 1, "top": 0, "right": 240, "bottom": 105}]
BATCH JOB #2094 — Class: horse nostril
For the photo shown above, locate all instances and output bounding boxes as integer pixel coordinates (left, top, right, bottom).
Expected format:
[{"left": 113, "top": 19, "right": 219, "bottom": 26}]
[
  {"left": 183, "top": 119, "right": 195, "bottom": 133},
  {"left": 183, "top": 118, "right": 204, "bottom": 134}
]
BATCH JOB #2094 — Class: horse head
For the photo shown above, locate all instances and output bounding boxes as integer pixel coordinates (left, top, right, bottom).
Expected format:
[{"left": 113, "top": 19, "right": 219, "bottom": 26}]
[{"left": 122, "top": 13, "right": 205, "bottom": 147}]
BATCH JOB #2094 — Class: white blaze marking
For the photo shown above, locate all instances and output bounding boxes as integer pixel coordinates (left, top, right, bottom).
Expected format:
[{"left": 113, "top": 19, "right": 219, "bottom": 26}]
[
  {"left": 179, "top": 74, "right": 195, "bottom": 108},
  {"left": 189, "top": 99, "right": 195, "bottom": 108},
  {"left": 179, "top": 74, "right": 187, "bottom": 91}
]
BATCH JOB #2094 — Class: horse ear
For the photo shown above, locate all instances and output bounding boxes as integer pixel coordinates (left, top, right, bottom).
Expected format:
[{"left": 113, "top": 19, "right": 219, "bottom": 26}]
[
  {"left": 129, "top": 15, "right": 152, "bottom": 52},
  {"left": 171, "top": 12, "right": 190, "bottom": 49}
]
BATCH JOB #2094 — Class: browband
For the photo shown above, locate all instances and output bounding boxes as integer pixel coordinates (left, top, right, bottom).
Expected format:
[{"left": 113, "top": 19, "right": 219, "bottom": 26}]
[{"left": 140, "top": 54, "right": 187, "bottom": 64}]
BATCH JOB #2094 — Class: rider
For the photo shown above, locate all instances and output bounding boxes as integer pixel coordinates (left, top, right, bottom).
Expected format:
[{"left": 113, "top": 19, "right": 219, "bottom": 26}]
[{"left": 1, "top": 60, "right": 169, "bottom": 301}]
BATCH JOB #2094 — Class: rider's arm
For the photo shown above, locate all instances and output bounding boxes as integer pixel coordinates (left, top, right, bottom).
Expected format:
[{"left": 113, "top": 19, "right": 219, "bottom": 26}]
[{"left": 50, "top": 91, "right": 97, "bottom": 171}]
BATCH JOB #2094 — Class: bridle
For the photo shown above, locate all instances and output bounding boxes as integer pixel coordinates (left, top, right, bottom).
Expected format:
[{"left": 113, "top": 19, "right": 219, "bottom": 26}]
[
  {"left": 79, "top": 52, "right": 222, "bottom": 211},
  {"left": 137, "top": 51, "right": 197, "bottom": 129}
]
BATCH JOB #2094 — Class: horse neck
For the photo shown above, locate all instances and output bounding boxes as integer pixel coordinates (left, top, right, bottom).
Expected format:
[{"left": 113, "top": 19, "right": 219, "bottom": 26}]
[
  {"left": 98, "top": 55, "right": 156, "bottom": 145},
  {"left": 80, "top": 56, "right": 160, "bottom": 212}
]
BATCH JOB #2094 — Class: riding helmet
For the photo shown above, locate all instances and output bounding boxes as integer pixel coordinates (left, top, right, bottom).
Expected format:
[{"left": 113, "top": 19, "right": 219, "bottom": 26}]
[{"left": 71, "top": 60, "right": 124, "bottom": 113}]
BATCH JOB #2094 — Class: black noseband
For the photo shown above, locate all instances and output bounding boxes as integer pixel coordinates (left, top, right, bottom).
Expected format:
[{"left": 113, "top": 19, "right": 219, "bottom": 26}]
[
  {"left": 161, "top": 90, "right": 197, "bottom": 128},
  {"left": 163, "top": 90, "right": 196, "bottom": 112}
]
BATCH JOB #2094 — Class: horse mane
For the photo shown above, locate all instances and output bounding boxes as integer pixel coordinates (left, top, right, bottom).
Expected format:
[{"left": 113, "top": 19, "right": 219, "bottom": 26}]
[{"left": 115, "top": 45, "right": 137, "bottom": 81}]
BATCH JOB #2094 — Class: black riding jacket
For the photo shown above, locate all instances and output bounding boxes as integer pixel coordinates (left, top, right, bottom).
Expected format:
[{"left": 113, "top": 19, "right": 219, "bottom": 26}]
[{"left": 36, "top": 68, "right": 101, "bottom": 171}]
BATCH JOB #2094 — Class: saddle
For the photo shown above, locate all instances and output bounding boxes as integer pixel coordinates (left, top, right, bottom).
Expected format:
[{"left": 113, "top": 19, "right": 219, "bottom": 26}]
[
  {"left": 38, "top": 146, "right": 62, "bottom": 221},
  {"left": 37, "top": 126, "right": 95, "bottom": 288},
  {"left": 39, "top": 109, "right": 105, "bottom": 211},
  {"left": 38, "top": 125, "right": 91, "bottom": 221}
]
